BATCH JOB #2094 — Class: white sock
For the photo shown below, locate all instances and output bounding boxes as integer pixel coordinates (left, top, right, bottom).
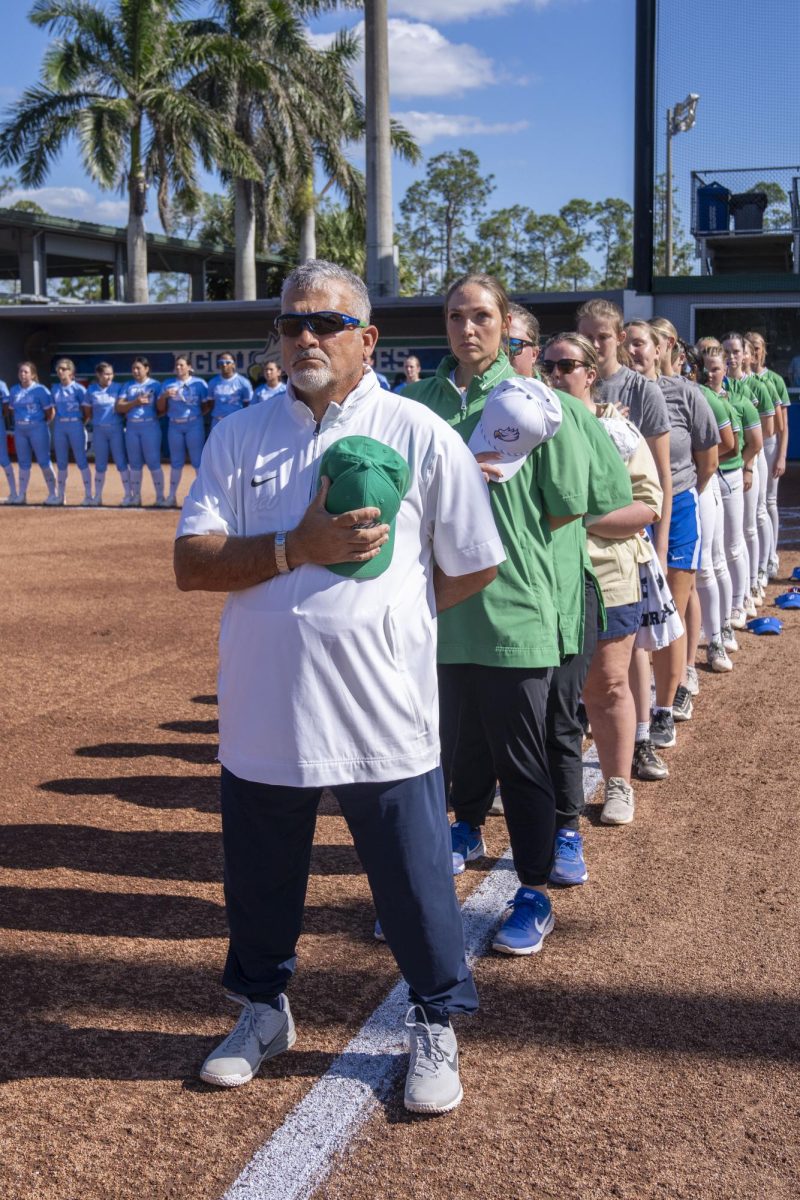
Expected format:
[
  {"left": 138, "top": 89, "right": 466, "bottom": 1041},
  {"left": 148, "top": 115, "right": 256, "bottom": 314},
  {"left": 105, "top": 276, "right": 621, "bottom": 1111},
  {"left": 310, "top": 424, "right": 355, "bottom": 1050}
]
[
  {"left": 42, "top": 465, "right": 56, "bottom": 494},
  {"left": 94, "top": 470, "right": 106, "bottom": 502},
  {"left": 635, "top": 722, "right": 650, "bottom": 743},
  {"left": 152, "top": 467, "right": 164, "bottom": 500},
  {"left": 169, "top": 467, "right": 182, "bottom": 499},
  {"left": 57, "top": 467, "right": 68, "bottom": 496},
  {"left": 4, "top": 464, "right": 17, "bottom": 497},
  {"left": 653, "top": 705, "right": 671, "bottom": 716}
]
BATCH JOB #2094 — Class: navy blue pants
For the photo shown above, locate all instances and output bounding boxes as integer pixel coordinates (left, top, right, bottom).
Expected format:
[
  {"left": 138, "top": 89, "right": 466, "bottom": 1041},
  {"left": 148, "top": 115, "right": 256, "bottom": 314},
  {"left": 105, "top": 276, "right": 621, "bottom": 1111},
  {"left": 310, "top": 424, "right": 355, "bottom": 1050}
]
[{"left": 220, "top": 765, "right": 478, "bottom": 1022}]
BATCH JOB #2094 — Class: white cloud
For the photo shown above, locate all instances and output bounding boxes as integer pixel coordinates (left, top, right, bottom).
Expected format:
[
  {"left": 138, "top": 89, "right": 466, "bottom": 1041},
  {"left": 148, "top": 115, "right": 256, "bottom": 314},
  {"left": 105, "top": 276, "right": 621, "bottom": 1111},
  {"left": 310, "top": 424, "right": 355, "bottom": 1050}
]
[
  {"left": 311, "top": 19, "right": 494, "bottom": 97},
  {"left": 3, "top": 186, "right": 129, "bottom": 225},
  {"left": 394, "top": 110, "right": 529, "bottom": 145},
  {"left": 390, "top": 0, "right": 552, "bottom": 21}
]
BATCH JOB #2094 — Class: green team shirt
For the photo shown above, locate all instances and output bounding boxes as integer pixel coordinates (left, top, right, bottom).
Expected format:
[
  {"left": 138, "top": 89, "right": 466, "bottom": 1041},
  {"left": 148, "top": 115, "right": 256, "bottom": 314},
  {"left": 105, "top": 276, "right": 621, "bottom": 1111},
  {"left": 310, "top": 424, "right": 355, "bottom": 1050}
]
[
  {"left": 763, "top": 368, "right": 791, "bottom": 407},
  {"left": 721, "top": 388, "right": 760, "bottom": 472},
  {"left": 406, "top": 355, "right": 625, "bottom": 666},
  {"left": 700, "top": 384, "right": 733, "bottom": 434},
  {"left": 728, "top": 375, "right": 774, "bottom": 418}
]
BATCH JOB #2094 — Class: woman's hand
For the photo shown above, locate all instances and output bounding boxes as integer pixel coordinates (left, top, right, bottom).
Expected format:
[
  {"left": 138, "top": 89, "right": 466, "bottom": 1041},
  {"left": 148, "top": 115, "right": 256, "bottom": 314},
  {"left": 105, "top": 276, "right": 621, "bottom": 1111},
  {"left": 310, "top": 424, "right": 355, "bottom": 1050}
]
[{"left": 475, "top": 450, "right": 505, "bottom": 484}]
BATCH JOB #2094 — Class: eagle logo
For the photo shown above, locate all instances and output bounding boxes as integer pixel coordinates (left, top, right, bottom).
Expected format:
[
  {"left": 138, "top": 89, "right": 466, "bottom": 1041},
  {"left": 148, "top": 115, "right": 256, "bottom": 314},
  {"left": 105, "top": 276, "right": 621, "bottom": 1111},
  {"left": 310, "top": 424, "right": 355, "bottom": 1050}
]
[{"left": 493, "top": 425, "right": 520, "bottom": 443}]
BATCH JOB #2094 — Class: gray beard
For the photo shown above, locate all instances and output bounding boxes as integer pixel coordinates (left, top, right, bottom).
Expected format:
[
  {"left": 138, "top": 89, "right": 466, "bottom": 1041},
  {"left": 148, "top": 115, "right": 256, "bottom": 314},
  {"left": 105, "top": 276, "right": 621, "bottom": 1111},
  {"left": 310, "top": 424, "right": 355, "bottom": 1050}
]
[{"left": 291, "top": 363, "right": 335, "bottom": 393}]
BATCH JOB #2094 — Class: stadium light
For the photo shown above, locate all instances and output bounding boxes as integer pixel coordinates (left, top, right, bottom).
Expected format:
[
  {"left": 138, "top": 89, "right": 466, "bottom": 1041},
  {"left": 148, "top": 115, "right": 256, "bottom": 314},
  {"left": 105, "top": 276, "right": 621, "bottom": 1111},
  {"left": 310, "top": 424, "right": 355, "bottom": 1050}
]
[{"left": 666, "top": 92, "right": 700, "bottom": 275}]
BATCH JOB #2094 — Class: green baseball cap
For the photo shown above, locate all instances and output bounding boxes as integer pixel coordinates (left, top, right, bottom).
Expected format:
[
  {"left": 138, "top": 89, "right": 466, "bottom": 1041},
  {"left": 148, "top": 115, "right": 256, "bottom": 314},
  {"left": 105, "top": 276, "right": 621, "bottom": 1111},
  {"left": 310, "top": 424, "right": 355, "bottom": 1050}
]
[{"left": 319, "top": 435, "right": 411, "bottom": 578}]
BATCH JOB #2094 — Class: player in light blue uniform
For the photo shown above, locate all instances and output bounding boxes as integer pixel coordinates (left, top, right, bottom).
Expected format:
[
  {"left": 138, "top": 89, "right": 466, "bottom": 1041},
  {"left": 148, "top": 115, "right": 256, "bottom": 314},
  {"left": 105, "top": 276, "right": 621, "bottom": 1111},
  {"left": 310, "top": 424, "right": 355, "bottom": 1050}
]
[
  {"left": 116, "top": 357, "right": 165, "bottom": 506},
  {"left": 0, "top": 379, "right": 19, "bottom": 502},
  {"left": 83, "top": 361, "right": 132, "bottom": 506},
  {"left": 207, "top": 353, "right": 252, "bottom": 425},
  {"left": 51, "top": 358, "right": 93, "bottom": 505},
  {"left": 251, "top": 358, "right": 286, "bottom": 404},
  {"left": 7, "top": 361, "right": 58, "bottom": 504},
  {"left": 162, "top": 354, "right": 209, "bottom": 507}
]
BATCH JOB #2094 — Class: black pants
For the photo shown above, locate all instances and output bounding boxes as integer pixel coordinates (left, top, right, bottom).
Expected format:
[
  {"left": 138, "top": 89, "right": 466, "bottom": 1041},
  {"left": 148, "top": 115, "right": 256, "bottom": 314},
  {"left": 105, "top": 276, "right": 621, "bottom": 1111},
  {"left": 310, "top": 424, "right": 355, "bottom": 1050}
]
[
  {"left": 219, "top": 765, "right": 478, "bottom": 1022},
  {"left": 439, "top": 662, "right": 555, "bottom": 887},
  {"left": 546, "top": 578, "right": 599, "bottom": 830}
]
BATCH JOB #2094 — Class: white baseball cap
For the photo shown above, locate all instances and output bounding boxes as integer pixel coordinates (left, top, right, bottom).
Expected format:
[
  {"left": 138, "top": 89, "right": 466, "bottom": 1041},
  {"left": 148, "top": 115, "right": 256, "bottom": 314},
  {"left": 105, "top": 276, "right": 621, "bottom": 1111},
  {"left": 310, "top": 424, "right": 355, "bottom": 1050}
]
[{"left": 468, "top": 377, "right": 563, "bottom": 482}]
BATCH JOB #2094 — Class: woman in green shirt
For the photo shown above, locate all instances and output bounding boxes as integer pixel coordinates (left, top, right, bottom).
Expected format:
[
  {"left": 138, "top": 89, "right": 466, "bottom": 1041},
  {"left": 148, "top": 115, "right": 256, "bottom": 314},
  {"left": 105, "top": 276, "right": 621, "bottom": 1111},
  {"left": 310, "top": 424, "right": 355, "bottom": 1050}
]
[{"left": 405, "top": 274, "right": 631, "bottom": 954}]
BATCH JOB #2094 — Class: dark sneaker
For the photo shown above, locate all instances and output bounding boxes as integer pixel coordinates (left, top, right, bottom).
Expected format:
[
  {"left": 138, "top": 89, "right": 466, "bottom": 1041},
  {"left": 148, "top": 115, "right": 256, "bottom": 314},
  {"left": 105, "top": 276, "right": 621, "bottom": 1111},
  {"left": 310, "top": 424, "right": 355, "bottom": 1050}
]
[
  {"left": 632, "top": 739, "right": 669, "bottom": 781},
  {"left": 492, "top": 888, "right": 554, "bottom": 955},
  {"left": 450, "top": 820, "right": 485, "bottom": 875},
  {"left": 672, "top": 685, "right": 693, "bottom": 722},
  {"left": 200, "top": 993, "right": 295, "bottom": 1087},
  {"left": 404, "top": 1007, "right": 462, "bottom": 1114},
  {"left": 650, "top": 709, "right": 676, "bottom": 748},
  {"left": 548, "top": 828, "right": 588, "bottom": 886}
]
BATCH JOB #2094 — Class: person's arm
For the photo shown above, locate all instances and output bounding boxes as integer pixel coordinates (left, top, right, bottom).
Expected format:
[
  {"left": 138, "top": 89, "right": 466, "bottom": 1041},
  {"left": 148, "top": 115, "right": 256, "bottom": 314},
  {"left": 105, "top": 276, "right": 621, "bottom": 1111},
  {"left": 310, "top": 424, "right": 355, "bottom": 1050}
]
[
  {"left": 741, "top": 425, "right": 763, "bottom": 491},
  {"left": 692, "top": 445, "right": 718, "bottom": 494},
  {"left": 433, "top": 564, "right": 497, "bottom": 612},
  {"left": 586, "top": 500, "right": 659, "bottom": 540},
  {"left": 81, "top": 402, "right": 92, "bottom": 423},
  {"left": 156, "top": 385, "right": 170, "bottom": 415},
  {"left": 43, "top": 405, "right": 55, "bottom": 422},
  {"left": 645, "top": 431, "right": 671, "bottom": 562},
  {"left": 760, "top": 411, "right": 775, "bottom": 439},
  {"left": 548, "top": 512, "right": 583, "bottom": 530},
  {"left": 174, "top": 476, "right": 389, "bottom": 592},
  {"left": 775, "top": 407, "right": 790, "bottom": 477},
  {"left": 717, "top": 422, "right": 736, "bottom": 459},
  {"left": 116, "top": 390, "right": 139, "bottom": 414}
]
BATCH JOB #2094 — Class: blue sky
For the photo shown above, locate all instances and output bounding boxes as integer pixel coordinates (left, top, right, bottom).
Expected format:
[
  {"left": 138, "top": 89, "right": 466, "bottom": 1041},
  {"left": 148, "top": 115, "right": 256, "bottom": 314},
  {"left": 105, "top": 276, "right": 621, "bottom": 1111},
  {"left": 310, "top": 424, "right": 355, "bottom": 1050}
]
[{"left": 1, "top": 0, "right": 798, "bottom": 250}]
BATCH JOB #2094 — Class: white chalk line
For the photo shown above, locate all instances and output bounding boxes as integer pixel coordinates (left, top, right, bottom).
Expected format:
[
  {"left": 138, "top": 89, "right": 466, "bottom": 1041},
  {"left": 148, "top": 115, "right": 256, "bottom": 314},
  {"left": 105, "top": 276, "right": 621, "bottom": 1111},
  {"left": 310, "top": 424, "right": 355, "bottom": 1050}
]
[{"left": 222, "top": 744, "right": 604, "bottom": 1200}]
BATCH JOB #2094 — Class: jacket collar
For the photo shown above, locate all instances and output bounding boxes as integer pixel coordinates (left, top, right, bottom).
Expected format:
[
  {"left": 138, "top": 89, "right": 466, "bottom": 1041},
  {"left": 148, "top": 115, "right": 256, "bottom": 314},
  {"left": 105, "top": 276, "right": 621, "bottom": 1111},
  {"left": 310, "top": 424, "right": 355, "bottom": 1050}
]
[
  {"left": 286, "top": 368, "right": 379, "bottom": 430},
  {"left": 435, "top": 352, "right": 514, "bottom": 405}
]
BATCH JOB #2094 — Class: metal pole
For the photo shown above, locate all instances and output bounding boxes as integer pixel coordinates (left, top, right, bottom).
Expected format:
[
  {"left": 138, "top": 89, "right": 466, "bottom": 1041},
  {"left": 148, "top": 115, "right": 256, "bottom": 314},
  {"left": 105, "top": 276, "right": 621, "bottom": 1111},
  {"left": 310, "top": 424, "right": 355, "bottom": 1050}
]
[
  {"left": 665, "top": 107, "right": 673, "bottom": 277},
  {"left": 632, "top": 0, "right": 656, "bottom": 293},
  {"left": 364, "top": 0, "right": 397, "bottom": 297}
]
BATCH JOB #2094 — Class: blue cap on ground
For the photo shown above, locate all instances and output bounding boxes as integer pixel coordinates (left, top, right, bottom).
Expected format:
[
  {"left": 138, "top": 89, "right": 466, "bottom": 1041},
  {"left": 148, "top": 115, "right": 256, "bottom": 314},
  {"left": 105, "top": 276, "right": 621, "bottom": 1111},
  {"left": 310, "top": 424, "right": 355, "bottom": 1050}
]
[
  {"left": 774, "top": 592, "right": 800, "bottom": 609},
  {"left": 791, "top": 566, "right": 800, "bottom": 581},
  {"left": 746, "top": 616, "right": 783, "bottom": 635}
]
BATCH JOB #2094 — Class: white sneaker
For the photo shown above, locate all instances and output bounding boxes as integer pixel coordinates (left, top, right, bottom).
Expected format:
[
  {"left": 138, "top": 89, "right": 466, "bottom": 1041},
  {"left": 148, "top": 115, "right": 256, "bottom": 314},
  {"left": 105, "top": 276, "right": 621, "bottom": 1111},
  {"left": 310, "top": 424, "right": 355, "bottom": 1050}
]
[
  {"left": 708, "top": 641, "right": 733, "bottom": 673},
  {"left": 729, "top": 608, "right": 747, "bottom": 630},
  {"left": 404, "top": 1007, "right": 462, "bottom": 1114},
  {"left": 721, "top": 623, "right": 739, "bottom": 653},
  {"left": 768, "top": 556, "right": 780, "bottom": 580},
  {"left": 200, "top": 993, "right": 295, "bottom": 1087},
  {"left": 743, "top": 594, "right": 758, "bottom": 618},
  {"left": 600, "top": 777, "right": 635, "bottom": 825},
  {"left": 751, "top": 587, "right": 763, "bottom": 609},
  {"left": 686, "top": 665, "right": 700, "bottom": 696}
]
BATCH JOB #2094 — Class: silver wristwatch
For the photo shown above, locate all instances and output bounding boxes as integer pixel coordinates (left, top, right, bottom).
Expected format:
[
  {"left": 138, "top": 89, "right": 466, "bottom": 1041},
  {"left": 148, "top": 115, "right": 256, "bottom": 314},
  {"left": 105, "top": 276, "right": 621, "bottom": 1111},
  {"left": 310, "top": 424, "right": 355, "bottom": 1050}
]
[{"left": 274, "top": 530, "right": 292, "bottom": 574}]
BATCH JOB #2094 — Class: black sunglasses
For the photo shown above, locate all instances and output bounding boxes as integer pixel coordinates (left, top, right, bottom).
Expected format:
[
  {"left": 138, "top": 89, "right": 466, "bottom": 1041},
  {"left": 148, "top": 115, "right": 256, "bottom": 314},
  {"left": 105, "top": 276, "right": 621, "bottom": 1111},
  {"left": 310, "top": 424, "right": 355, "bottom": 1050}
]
[
  {"left": 274, "top": 310, "right": 368, "bottom": 338},
  {"left": 509, "top": 337, "right": 535, "bottom": 357},
  {"left": 540, "top": 357, "right": 590, "bottom": 376}
]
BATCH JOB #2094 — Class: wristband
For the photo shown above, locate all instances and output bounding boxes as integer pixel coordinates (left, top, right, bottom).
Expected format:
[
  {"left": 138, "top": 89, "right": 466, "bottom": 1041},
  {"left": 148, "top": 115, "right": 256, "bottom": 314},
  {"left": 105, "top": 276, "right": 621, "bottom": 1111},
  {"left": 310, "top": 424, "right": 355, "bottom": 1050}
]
[
  {"left": 743, "top": 467, "right": 754, "bottom": 475},
  {"left": 274, "top": 531, "right": 292, "bottom": 574}
]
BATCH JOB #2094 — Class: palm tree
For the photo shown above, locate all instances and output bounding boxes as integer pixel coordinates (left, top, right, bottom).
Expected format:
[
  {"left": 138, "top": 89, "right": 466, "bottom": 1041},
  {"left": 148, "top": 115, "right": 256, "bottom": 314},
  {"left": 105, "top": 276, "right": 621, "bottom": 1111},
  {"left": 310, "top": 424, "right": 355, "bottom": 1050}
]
[{"left": 0, "top": 0, "right": 261, "bottom": 302}]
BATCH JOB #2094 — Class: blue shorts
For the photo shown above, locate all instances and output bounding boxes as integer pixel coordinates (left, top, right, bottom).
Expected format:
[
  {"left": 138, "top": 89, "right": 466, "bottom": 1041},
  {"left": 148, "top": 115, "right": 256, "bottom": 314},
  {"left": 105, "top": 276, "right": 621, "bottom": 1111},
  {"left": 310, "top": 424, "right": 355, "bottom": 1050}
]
[
  {"left": 667, "top": 487, "right": 701, "bottom": 572},
  {"left": 598, "top": 598, "right": 644, "bottom": 641}
]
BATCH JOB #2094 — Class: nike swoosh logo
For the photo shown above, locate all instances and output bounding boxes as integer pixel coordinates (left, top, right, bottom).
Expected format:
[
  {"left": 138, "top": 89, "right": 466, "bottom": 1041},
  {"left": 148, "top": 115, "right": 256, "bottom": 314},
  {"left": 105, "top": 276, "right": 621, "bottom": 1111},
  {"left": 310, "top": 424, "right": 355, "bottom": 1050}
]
[{"left": 251, "top": 474, "right": 277, "bottom": 488}]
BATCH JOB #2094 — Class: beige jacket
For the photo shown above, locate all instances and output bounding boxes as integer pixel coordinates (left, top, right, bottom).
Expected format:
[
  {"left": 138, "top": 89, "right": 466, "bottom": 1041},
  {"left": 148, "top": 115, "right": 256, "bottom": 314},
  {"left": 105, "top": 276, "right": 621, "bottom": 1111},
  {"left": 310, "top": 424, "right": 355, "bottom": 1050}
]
[{"left": 586, "top": 403, "right": 663, "bottom": 608}]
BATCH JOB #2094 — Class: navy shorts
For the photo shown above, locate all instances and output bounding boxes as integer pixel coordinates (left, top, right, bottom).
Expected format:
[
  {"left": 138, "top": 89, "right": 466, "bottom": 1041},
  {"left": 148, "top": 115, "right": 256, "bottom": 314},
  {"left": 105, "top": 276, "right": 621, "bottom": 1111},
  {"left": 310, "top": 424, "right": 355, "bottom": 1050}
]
[
  {"left": 598, "top": 598, "right": 644, "bottom": 641},
  {"left": 667, "top": 487, "right": 701, "bottom": 571}
]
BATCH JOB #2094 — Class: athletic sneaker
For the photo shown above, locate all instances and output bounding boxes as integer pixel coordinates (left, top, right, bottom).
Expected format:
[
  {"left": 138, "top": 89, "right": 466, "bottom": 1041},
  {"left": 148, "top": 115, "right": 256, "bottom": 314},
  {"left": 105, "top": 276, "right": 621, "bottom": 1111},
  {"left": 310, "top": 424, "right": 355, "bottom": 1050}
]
[
  {"left": 743, "top": 594, "right": 758, "bottom": 618},
  {"left": 729, "top": 607, "right": 747, "bottom": 630},
  {"left": 686, "top": 665, "right": 700, "bottom": 696},
  {"left": 404, "top": 1006, "right": 462, "bottom": 1114},
  {"left": 488, "top": 790, "right": 504, "bottom": 816},
  {"left": 450, "top": 820, "right": 485, "bottom": 875},
  {"left": 200, "top": 992, "right": 295, "bottom": 1087},
  {"left": 374, "top": 918, "right": 385, "bottom": 942},
  {"left": 750, "top": 586, "right": 763, "bottom": 609},
  {"left": 600, "top": 777, "right": 635, "bottom": 825},
  {"left": 721, "top": 623, "right": 739, "bottom": 652},
  {"left": 707, "top": 640, "right": 733, "bottom": 673},
  {"left": 548, "top": 828, "right": 588, "bottom": 886},
  {"left": 768, "top": 556, "right": 780, "bottom": 580},
  {"left": 632, "top": 739, "right": 669, "bottom": 781},
  {"left": 43, "top": 493, "right": 63, "bottom": 506},
  {"left": 650, "top": 709, "right": 676, "bottom": 748},
  {"left": 492, "top": 887, "right": 554, "bottom": 955},
  {"left": 758, "top": 569, "right": 768, "bottom": 594},
  {"left": 577, "top": 700, "right": 591, "bottom": 738},
  {"left": 672, "top": 685, "right": 693, "bottom": 722}
]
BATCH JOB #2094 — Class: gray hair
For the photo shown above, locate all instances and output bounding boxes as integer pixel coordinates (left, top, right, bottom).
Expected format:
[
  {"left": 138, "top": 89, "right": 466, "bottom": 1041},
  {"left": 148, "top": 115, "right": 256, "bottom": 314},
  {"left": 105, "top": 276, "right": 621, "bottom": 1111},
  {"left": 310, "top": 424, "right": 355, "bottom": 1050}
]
[{"left": 280, "top": 260, "right": 371, "bottom": 323}]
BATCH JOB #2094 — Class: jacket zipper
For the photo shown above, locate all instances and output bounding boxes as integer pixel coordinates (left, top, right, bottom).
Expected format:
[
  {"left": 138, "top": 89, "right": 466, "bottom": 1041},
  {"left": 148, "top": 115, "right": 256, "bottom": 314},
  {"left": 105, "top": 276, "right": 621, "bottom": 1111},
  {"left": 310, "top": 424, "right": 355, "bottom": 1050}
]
[{"left": 308, "top": 420, "right": 321, "bottom": 501}]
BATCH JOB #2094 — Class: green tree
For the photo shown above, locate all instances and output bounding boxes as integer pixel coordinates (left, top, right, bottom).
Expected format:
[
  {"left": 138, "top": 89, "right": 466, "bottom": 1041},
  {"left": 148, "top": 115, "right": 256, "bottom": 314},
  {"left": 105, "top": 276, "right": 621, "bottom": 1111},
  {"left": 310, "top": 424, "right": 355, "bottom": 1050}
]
[
  {"left": 426, "top": 149, "right": 494, "bottom": 284},
  {"left": 653, "top": 174, "right": 692, "bottom": 276},
  {"left": 592, "top": 197, "right": 634, "bottom": 286},
  {"left": 558, "top": 199, "right": 594, "bottom": 290},
  {"left": 397, "top": 179, "right": 441, "bottom": 295},
  {"left": 0, "top": 0, "right": 260, "bottom": 303},
  {"left": 751, "top": 181, "right": 792, "bottom": 231},
  {"left": 470, "top": 205, "right": 532, "bottom": 291},
  {"left": 524, "top": 212, "right": 574, "bottom": 292}
]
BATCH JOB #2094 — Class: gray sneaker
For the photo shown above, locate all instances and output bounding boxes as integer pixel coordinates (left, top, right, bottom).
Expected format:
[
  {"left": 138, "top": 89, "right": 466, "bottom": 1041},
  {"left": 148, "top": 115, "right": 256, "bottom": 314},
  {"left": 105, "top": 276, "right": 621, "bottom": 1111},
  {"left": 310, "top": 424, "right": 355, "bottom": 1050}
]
[
  {"left": 650, "top": 709, "right": 676, "bottom": 748},
  {"left": 672, "top": 685, "right": 693, "bottom": 722},
  {"left": 686, "top": 665, "right": 700, "bottom": 696},
  {"left": 632, "top": 739, "right": 669, "bottom": 781},
  {"left": 600, "top": 777, "right": 635, "bottom": 825},
  {"left": 200, "top": 992, "right": 295, "bottom": 1087},
  {"left": 404, "top": 1006, "right": 463, "bottom": 1114},
  {"left": 708, "top": 640, "right": 733, "bottom": 673}
]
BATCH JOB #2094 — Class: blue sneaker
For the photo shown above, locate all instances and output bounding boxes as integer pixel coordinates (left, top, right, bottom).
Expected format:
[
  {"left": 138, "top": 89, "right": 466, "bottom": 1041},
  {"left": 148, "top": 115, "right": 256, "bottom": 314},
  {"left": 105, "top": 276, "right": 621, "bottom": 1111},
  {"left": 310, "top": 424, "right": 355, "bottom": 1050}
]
[
  {"left": 373, "top": 918, "right": 386, "bottom": 942},
  {"left": 450, "top": 820, "right": 486, "bottom": 875},
  {"left": 492, "top": 888, "right": 554, "bottom": 956},
  {"left": 548, "top": 828, "right": 588, "bottom": 886}
]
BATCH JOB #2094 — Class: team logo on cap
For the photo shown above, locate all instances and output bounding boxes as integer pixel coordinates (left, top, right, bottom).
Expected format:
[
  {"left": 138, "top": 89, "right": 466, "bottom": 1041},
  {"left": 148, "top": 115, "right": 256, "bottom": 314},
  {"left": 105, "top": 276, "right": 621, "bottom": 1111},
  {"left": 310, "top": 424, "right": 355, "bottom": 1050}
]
[{"left": 493, "top": 425, "right": 520, "bottom": 443}]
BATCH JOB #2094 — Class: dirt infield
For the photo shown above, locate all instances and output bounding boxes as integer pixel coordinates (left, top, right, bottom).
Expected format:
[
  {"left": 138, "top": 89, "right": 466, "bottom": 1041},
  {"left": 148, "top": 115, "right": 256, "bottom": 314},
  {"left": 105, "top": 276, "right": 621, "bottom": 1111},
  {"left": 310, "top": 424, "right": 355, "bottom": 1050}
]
[{"left": 1, "top": 465, "right": 799, "bottom": 1200}]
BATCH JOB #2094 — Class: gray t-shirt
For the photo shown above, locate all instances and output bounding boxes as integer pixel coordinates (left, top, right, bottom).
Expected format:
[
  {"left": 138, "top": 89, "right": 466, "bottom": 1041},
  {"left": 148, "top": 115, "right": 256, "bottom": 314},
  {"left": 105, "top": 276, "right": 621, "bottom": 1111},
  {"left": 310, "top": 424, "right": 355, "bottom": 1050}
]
[
  {"left": 594, "top": 366, "right": 670, "bottom": 440},
  {"left": 657, "top": 375, "right": 720, "bottom": 494}
]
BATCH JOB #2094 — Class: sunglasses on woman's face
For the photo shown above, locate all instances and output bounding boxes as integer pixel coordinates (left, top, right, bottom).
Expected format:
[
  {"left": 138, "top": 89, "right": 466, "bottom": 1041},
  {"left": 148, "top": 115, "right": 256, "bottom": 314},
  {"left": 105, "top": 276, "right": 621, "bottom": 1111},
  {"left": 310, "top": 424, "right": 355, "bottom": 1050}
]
[
  {"left": 540, "top": 357, "right": 589, "bottom": 376},
  {"left": 509, "top": 337, "right": 535, "bottom": 357},
  {"left": 274, "top": 311, "right": 368, "bottom": 338}
]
